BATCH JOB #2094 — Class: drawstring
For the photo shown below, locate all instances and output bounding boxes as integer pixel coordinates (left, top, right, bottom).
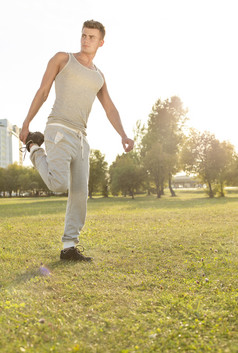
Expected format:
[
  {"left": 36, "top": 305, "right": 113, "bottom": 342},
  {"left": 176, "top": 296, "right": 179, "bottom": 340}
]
[{"left": 78, "top": 131, "right": 84, "bottom": 160}]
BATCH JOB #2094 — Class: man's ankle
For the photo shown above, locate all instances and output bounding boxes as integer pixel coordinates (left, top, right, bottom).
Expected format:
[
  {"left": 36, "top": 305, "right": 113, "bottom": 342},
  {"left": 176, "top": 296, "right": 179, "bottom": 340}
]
[
  {"left": 29, "top": 144, "right": 40, "bottom": 153},
  {"left": 63, "top": 241, "right": 76, "bottom": 249}
]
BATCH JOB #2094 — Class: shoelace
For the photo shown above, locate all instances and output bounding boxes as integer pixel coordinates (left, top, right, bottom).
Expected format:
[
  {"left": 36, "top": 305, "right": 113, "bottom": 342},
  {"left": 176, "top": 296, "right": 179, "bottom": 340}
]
[
  {"left": 63, "top": 245, "right": 85, "bottom": 253},
  {"left": 19, "top": 146, "right": 27, "bottom": 161},
  {"left": 75, "top": 245, "right": 85, "bottom": 253},
  {"left": 19, "top": 140, "right": 33, "bottom": 160}
]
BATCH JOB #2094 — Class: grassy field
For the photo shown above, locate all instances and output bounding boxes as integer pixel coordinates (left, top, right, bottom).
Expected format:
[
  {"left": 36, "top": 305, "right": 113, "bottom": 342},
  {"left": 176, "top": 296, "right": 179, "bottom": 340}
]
[{"left": 0, "top": 190, "right": 238, "bottom": 353}]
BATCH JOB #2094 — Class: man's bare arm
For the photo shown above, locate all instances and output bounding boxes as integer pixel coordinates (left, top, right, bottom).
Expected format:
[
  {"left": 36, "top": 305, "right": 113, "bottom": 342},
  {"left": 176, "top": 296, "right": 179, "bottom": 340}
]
[
  {"left": 20, "top": 52, "right": 68, "bottom": 143},
  {"left": 97, "top": 76, "right": 134, "bottom": 152}
]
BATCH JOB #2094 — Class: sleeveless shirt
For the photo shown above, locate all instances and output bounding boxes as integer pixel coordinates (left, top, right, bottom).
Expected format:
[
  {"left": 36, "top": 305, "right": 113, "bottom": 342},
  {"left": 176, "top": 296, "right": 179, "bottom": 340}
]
[{"left": 47, "top": 53, "right": 104, "bottom": 135}]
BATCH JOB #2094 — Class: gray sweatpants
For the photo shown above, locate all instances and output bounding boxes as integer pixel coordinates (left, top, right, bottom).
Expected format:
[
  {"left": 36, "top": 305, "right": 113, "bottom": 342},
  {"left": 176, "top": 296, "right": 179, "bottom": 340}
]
[{"left": 30, "top": 124, "right": 90, "bottom": 244}]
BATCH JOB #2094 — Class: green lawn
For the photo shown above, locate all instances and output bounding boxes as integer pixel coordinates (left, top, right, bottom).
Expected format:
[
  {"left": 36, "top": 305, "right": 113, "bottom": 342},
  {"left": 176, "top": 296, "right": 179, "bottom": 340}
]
[{"left": 0, "top": 190, "right": 238, "bottom": 353}]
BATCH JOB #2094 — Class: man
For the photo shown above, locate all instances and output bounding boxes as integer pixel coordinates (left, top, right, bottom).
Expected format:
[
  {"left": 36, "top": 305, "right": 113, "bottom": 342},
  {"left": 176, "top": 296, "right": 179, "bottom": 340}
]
[{"left": 20, "top": 20, "right": 134, "bottom": 262}]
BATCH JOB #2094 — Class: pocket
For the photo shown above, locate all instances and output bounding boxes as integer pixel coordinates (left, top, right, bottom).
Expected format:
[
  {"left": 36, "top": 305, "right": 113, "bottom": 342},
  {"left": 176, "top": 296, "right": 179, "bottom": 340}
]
[
  {"left": 45, "top": 127, "right": 64, "bottom": 142},
  {"left": 54, "top": 131, "right": 64, "bottom": 144},
  {"left": 44, "top": 127, "right": 65, "bottom": 153}
]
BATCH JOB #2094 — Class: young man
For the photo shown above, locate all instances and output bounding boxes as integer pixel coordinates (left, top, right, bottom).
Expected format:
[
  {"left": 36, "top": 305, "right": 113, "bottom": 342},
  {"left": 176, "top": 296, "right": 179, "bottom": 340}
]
[{"left": 20, "top": 20, "right": 134, "bottom": 262}]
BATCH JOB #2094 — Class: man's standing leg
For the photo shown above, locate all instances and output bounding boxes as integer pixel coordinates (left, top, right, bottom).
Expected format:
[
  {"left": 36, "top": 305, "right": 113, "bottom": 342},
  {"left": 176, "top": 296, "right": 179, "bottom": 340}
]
[{"left": 60, "top": 136, "right": 92, "bottom": 261}]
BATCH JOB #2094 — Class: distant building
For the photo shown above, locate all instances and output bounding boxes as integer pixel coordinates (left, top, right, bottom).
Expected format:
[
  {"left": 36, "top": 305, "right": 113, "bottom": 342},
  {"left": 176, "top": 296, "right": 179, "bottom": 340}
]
[
  {"left": 172, "top": 175, "right": 201, "bottom": 188},
  {"left": 0, "top": 119, "right": 23, "bottom": 168}
]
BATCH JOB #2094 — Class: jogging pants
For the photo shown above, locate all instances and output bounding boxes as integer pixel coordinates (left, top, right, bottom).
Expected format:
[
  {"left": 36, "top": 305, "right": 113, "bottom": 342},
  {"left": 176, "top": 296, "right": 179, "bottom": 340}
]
[{"left": 30, "top": 124, "right": 90, "bottom": 244}]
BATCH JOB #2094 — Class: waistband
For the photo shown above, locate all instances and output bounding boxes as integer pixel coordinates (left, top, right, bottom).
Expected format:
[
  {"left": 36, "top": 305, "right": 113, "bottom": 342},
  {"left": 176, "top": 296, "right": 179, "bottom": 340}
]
[
  {"left": 47, "top": 123, "right": 84, "bottom": 135},
  {"left": 47, "top": 123, "right": 87, "bottom": 159}
]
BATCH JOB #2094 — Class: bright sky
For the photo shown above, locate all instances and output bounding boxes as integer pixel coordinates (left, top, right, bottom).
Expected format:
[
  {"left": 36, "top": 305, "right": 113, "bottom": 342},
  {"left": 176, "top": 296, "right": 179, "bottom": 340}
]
[{"left": 1, "top": 0, "right": 237, "bottom": 165}]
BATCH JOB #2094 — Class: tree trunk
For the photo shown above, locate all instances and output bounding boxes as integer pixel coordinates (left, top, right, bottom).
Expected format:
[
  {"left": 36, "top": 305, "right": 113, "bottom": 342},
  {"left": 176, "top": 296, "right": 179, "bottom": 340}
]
[
  {"left": 208, "top": 182, "right": 214, "bottom": 198},
  {"left": 168, "top": 174, "right": 176, "bottom": 197},
  {"left": 220, "top": 182, "right": 225, "bottom": 197},
  {"left": 160, "top": 177, "right": 165, "bottom": 195},
  {"left": 160, "top": 185, "right": 164, "bottom": 196},
  {"left": 156, "top": 185, "right": 161, "bottom": 198}
]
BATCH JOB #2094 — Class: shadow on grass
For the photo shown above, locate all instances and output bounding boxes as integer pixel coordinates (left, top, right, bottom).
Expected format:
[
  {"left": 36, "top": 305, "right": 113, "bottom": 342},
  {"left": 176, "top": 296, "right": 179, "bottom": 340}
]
[
  {"left": 88, "top": 193, "right": 238, "bottom": 210},
  {"left": 0, "top": 260, "right": 73, "bottom": 289},
  {"left": 4, "top": 259, "right": 85, "bottom": 290},
  {"left": 1, "top": 192, "right": 238, "bottom": 219},
  {"left": 128, "top": 196, "right": 238, "bottom": 209},
  {"left": 0, "top": 199, "right": 67, "bottom": 218}
]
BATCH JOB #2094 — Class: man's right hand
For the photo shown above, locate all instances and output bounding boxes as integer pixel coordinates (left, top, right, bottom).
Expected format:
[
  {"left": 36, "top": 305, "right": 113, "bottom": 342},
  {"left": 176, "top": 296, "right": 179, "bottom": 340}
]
[
  {"left": 19, "top": 125, "right": 29, "bottom": 144},
  {"left": 122, "top": 136, "right": 134, "bottom": 153}
]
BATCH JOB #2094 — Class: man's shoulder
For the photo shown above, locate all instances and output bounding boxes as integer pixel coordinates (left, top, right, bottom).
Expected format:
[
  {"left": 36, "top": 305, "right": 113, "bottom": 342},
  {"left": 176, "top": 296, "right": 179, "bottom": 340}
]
[
  {"left": 53, "top": 52, "right": 69, "bottom": 61},
  {"left": 96, "top": 67, "right": 104, "bottom": 79},
  {"left": 55, "top": 51, "right": 69, "bottom": 57},
  {"left": 49, "top": 52, "right": 69, "bottom": 65}
]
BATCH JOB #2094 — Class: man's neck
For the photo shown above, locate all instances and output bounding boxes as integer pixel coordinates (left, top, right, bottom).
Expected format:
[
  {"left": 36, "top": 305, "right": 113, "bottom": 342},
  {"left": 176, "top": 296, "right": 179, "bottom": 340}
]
[{"left": 75, "top": 51, "right": 96, "bottom": 68}]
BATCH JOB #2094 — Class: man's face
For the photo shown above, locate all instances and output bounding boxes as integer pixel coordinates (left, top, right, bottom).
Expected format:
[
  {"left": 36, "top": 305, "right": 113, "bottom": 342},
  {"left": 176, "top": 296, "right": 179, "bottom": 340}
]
[{"left": 81, "top": 27, "right": 104, "bottom": 54}]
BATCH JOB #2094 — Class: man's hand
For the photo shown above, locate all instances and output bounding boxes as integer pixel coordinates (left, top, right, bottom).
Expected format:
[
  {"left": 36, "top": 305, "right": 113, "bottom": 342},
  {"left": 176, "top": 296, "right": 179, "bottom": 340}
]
[
  {"left": 122, "top": 136, "right": 134, "bottom": 153},
  {"left": 19, "top": 124, "right": 29, "bottom": 144}
]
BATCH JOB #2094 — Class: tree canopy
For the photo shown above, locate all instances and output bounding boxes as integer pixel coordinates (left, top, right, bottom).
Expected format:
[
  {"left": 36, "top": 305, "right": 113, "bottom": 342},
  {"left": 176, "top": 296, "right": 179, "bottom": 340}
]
[{"left": 141, "top": 96, "right": 188, "bottom": 197}]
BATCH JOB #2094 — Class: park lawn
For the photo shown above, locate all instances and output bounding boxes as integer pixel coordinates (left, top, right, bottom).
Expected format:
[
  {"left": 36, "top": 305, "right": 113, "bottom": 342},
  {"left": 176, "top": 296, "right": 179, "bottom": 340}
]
[{"left": 0, "top": 190, "right": 238, "bottom": 353}]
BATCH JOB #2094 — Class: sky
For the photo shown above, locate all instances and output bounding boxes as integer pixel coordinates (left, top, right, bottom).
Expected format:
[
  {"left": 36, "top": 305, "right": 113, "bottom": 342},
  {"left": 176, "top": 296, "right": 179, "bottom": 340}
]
[{"left": 1, "top": 0, "right": 238, "bottom": 165}]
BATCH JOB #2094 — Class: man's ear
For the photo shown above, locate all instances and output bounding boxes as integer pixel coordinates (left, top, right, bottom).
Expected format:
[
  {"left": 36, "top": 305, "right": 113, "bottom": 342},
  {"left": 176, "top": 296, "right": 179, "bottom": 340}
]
[{"left": 100, "top": 40, "right": 104, "bottom": 47}]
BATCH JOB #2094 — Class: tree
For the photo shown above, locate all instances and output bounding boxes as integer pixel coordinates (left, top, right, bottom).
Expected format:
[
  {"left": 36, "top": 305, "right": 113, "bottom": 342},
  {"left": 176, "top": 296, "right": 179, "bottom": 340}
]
[
  {"left": 18, "top": 167, "right": 32, "bottom": 195},
  {"left": 88, "top": 150, "right": 108, "bottom": 198},
  {"left": 0, "top": 167, "right": 7, "bottom": 196},
  {"left": 227, "top": 154, "right": 238, "bottom": 186},
  {"left": 109, "top": 152, "right": 144, "bottom": 199},
  {"left": 141, "top": 96, "right": 188, "bottom": 197},
  {"left": 4, "top": 163, "right": 23, "bottom": 197},
  {"left": 28, "top": 168, "right": 50, "bottom": 195},
  {"left": 181, "top": 129, "right": 236, "bottom": 197},
  {"left": 215, "top": 141, "right": 236, "bottom": 196},
  {"left": 142, "top": 142, "right": 167, "bottom": 198}
]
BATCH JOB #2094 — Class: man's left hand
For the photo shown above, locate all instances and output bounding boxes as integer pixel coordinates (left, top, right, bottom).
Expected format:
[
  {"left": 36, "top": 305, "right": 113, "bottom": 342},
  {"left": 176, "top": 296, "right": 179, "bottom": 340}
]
[{"left": 122, "top": 137, "right": 134, "bottom": 153}]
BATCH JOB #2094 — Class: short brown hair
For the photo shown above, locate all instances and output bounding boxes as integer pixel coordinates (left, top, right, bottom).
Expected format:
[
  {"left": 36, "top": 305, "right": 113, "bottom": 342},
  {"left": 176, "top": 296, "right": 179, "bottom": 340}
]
[{"left": 83, "top": 20, "right": 106, "bottom": 39}]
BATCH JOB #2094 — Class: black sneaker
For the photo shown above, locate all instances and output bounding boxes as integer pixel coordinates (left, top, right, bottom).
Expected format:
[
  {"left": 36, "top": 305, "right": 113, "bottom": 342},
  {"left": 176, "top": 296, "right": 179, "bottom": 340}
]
[
  {"left": 60, "top": 246, "right": 93, "bottom": 262},
  {"left": 25, "top": 131, "right": 44, "bottom": 152}
]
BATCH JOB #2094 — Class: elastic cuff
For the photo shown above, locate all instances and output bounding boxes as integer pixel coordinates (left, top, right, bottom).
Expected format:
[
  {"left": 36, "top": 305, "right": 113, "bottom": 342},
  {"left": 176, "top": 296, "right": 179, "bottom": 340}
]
[
  {"left": 63, "top": 241, "right": 76, "bottom": 249},
  {"left": 30, "top": 144, "right": 40, "bottom": 156}
]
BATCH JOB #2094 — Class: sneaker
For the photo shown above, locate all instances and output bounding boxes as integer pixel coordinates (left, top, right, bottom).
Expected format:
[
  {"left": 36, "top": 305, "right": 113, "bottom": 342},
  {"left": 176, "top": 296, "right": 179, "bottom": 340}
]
[
  {"left": 60, "top": 246, "right": 93, "bottom": 262},
  {"left": 25, "top": 131, "right": 44, "bottom": 152}
]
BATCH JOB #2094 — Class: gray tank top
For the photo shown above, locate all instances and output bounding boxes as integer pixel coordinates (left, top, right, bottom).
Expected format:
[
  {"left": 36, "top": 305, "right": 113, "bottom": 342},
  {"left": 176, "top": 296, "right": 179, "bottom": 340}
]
[{"left": 47, "top": 53, "right": 104, "bottom": 135}]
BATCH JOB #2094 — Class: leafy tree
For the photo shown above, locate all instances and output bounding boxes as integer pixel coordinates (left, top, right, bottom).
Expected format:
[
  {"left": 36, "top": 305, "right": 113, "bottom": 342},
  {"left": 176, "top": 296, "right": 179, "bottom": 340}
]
[
  {"left": 88, "top": 150, "right": 108, "bottom": 198},
  {"left": 229, "top": 154, "right": 238, "bottom": 186},
  {"left": 109, "top": 152, "right": 144, "bottom": 199},
  {"left": 0, "top": 167, "right": 7, "bottom": 196},
  {"left": 216, "top": 146, "right": 238, "bottom": 189},
  {"left": 101, "top": 174, "right": 109, "bottom": 198},
  {"left": 133, "top": 120, "right": 146, "bottom": 155},
  {"left": 18, "top": 167, "right": 32, "bottom": 195},
  {"left": 181, "top": 130, "right": 218, "bottom": 197},
  {"left": 28, "top": 168, "right": 50, "bottom": 195},
  {"left": 181, "top": 129, "right": 235, "bottom": 197},
  {"left": 141, "top": 96, "right": 188, "bottom": 197},
  {"left": 142, "top": 142, "right": 167, "bottom": 198},
  {"left": 215, "top": 141, "right": 236, "bottom": 196},
  {"left": 0, "top": 164, "right": 50, "bottom": 197},
  {"left": 4, "top": 163, "right": 23, "bottom": 196}
]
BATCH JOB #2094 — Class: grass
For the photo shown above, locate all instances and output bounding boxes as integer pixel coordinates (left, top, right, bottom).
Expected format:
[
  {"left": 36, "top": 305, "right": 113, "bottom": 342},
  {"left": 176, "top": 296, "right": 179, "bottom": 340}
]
[{"left": 0, "top": 190, "right": 238, "bottom": 353}]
